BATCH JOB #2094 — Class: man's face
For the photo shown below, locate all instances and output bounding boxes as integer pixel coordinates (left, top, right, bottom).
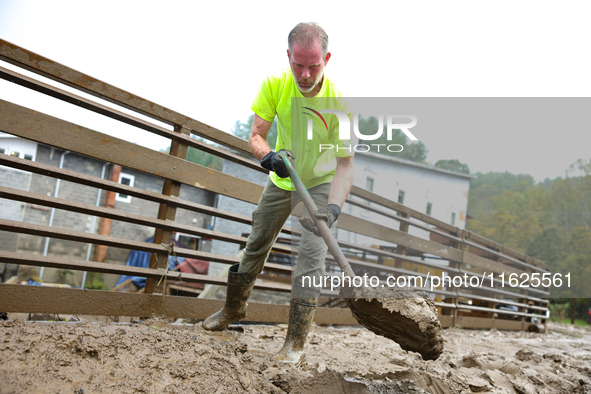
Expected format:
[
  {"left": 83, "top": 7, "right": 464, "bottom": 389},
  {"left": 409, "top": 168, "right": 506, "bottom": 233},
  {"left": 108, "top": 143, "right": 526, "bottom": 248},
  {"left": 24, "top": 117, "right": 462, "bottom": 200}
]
[{"left": 288, "top": 41, "right": 331, "bottom": 96}]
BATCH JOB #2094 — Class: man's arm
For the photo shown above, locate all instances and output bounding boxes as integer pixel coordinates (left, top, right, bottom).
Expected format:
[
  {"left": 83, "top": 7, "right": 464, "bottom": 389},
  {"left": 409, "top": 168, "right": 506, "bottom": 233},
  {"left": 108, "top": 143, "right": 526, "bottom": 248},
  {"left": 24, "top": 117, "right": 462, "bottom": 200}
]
[
  {"left": 299, "top": 155, "right": 354, "bottom": 236},
  {"left": 250, "top": 114, "right": 294, "bottom": 178},
  {"left": 249, "top": 114, "right": 273, "bottom": 160},
  {"left": 328, "top": 155, "right": 355, "bottom": 208}
]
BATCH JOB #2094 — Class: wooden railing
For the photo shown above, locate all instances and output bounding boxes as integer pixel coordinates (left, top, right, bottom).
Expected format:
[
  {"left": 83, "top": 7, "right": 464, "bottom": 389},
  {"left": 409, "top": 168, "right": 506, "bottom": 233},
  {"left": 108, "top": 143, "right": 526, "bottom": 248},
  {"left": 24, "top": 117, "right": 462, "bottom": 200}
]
[{"left": 0, "top": 39, "right": 548, "bottom": 330}]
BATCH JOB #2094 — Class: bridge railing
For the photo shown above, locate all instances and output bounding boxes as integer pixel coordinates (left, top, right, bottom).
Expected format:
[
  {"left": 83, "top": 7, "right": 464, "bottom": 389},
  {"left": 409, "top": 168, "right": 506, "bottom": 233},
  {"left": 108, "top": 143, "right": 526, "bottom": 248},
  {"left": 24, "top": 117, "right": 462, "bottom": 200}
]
[{"left": 0, "top": 39, "right": 549, "bottom": 330}]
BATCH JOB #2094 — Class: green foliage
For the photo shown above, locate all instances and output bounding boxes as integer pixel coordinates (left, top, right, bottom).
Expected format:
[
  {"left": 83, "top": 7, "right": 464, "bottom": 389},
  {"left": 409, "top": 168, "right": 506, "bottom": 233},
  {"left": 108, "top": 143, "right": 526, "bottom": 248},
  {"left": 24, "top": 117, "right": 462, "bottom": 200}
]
[
  {"left": 159, "top": 137, "right": 224, "bottom": 171},
  {"left": 548, "top": 302, "right": 570, "bottom": 322},
  {"left": 552, "top": 298, "right": 591, "bottom": 320},
  {"left": 467, "top": 164, "right": 591, "bottom": 300},
  {"left": 232, "top": 114, "right": 278, "bottom": 150},
  {"left": 435, "top": 159, "right": 470, "bottom": 174},
  {"left": 357, "top": 116, "right": 428, "bottom": 163},
  {"left": 558, "top": 318, "right": 588, "bottom": 326},
  {"left": 569, "top": 157, "right": 591, "bottom": 176},
  {"left": 56, "top": 269, "right": 75, "bottom": 285},
  {"left": 85, "top": 272, "right": 108, "bottom": 290},
  {"left": 185, "top": 136, "right": 224, "bottom": 171}
]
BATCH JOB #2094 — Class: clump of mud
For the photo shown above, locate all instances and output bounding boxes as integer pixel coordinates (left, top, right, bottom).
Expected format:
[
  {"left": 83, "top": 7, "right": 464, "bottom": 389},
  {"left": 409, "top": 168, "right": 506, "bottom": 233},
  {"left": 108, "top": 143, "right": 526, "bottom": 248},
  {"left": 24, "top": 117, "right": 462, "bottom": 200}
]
[{"left": 345, "top": 286, "right": 443, "bottom": 361}]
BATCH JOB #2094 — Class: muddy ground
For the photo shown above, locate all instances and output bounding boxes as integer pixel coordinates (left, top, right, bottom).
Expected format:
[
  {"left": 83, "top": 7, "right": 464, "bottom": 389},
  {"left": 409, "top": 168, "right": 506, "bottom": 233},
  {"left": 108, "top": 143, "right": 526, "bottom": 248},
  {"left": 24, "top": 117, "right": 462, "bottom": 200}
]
[{"left": 1, "top": 318, "right": 590, "bottom": 394}]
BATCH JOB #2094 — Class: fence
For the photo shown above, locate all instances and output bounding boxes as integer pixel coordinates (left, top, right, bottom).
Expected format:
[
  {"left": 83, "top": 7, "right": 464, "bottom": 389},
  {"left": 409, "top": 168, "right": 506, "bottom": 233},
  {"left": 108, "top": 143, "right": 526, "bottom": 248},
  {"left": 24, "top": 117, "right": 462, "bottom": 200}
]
[{"left": 0, "top": 39, "right": 549, "bottom": 330}]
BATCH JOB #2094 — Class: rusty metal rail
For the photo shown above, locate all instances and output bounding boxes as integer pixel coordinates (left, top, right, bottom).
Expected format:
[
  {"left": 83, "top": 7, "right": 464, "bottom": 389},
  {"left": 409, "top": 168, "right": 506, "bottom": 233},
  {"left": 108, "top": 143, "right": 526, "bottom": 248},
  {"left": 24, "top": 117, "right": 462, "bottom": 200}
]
[{"left": 0, "top": 38, "right": 549, "bottom": 329}]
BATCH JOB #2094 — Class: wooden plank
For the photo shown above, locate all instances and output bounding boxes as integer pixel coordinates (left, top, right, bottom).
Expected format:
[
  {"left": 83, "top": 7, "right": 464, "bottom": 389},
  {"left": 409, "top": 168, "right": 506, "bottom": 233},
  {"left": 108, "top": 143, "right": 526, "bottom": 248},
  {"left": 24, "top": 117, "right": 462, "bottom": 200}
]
[
  {"left": 350, "top": 185, "right": 549, "bottom": 272},
  {"left": 337, "top": 213, "right": 524, "bottom": 276},
  {"left": 347, "top": 197, "right": 462, "bottom": 244},
  {"left": 0, "top": 65, "right": 264, "bottom": 173},
  {"left": 454, "top": 315, "right": 525, "bottom": 330},
  {"left": 0, "top": 251, "right": 290, "bottom": 292},
  {"left": 333, "top": 240, "right": 463, "bottom": 275},
  {"left": 0, "top": 185, "right": 260, "bottom": 250},
  {"left": 0, "top": 219, "right": 292, "bottom": 274},
  {"left": 0, "top": 39, "right": 251, "bottom": 154},
  {"left": 0, "top": 283, "right": 358, "bottom": 325},
  {"left": 0, "top": 99, "right": 263, "bottom": 205},
  {"left": 0, "top": 155, "right": 295, "bottom": 236},
  {"left": 346, "top": 196, "right": 548, "bottom": 275},
  {"left": 0, "top": 184, "right": 546, "bottom": 301},
  {"left": 146, "top": 125, "right": 188, "bottom": 294},
  {"left": 438, "top": 315, "right": 454, "bottom": 328},
  {"left": 464, "top": 239, "right": 547, "bottom": 273},
  {"left": 456, "top": 291, "right": 548, "bottom": 311}
]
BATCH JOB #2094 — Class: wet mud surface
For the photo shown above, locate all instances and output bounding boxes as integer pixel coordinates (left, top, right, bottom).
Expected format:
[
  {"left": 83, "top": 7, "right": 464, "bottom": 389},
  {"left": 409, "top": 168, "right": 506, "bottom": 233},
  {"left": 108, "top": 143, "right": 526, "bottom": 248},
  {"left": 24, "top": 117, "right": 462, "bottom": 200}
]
[{"left": 1, "top": 319, "right": 590, "bottom": 393}]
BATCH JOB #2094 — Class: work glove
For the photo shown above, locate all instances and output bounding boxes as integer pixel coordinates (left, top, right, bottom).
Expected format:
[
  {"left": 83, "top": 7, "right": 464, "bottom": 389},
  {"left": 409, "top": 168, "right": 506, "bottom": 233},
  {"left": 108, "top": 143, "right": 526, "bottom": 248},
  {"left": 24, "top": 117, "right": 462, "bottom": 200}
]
[
  {"left": 260, "top": 149, "right": 295, "bottom": 178},
  {"left": 300, "top": 204, "right": 341, "bottom": 237}
]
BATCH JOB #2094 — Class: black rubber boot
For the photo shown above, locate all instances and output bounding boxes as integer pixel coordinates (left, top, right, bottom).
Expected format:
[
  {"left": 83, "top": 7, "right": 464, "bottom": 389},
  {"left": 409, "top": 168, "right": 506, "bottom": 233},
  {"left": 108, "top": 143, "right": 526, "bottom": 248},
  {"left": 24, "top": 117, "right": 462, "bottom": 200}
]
[
  {"left": 202, "top": 264, "right": 257, "bottom": 331},
  {"left": 273, "top": 298, "right": 318, "bottom": 365}
]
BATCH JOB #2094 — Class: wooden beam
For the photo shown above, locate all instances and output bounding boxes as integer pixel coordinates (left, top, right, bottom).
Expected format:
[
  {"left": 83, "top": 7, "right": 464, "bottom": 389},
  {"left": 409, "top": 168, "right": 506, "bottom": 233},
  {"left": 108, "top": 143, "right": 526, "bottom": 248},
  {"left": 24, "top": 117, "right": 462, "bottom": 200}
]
[{"left": 0, "top": 283, "right": 356, "bottom": 325}]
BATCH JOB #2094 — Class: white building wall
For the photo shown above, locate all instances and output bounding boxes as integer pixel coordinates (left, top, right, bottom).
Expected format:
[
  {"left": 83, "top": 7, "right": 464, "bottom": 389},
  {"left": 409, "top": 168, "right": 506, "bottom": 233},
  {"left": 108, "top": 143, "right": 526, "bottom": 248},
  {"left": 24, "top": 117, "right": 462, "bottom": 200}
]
[
  {"left": 338, "top": 152, "right": 472, "bottom": 248},
  {"left": 0, "top": 133, "right": 38, "bottom": 161}
]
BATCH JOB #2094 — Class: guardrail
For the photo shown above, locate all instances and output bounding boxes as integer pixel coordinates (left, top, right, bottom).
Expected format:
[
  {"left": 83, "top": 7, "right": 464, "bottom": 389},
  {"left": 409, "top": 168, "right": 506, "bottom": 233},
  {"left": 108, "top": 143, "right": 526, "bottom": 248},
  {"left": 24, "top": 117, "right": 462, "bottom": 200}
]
[{"left": 0, "top": 39, "right": 549, "bottom": 330}]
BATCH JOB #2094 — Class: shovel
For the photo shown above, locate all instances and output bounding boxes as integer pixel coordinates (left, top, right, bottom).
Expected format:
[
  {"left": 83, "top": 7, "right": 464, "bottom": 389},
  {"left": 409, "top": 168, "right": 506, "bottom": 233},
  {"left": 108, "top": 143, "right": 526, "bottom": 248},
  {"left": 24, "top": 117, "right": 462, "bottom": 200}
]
[{"left": 280, "top": 152, "right": 444, "bottom": 361}]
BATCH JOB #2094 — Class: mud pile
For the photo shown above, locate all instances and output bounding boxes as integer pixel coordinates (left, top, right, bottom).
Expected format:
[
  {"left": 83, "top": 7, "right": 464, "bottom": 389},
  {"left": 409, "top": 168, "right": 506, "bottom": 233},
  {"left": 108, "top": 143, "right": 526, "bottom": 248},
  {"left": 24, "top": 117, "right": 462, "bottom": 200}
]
[
  {"left": 1, "top": 319, "right": 590, "bottom": 393},
  {"left": 347, "top": 286, "right": 443, "bottom": 361}
]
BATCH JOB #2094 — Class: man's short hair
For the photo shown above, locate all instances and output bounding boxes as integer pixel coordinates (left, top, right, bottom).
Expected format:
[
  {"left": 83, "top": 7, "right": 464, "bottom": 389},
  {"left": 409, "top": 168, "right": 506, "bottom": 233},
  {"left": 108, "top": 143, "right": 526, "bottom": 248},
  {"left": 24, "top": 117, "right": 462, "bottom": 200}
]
[{"left": 288, "top": 22, "right": 329, "bottom": 58}]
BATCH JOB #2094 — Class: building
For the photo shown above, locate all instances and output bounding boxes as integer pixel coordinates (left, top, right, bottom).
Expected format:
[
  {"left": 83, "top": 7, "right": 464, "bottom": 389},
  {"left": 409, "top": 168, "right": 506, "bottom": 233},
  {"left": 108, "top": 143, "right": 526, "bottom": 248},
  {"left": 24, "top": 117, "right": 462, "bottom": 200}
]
[
  {"left": 338, "top": 151, "right": 475, "bottom": 246},
  {"left": 0, "top": 134, "right": 216, "bottom": 287}
]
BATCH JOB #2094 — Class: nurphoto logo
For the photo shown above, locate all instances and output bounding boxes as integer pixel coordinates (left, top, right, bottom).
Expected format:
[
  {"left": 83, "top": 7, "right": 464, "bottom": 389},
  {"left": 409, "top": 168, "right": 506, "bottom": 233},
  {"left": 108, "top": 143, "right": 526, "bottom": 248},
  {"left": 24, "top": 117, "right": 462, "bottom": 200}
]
[{"left": 305, "top": 109, "right": 419, "bottom": 153}]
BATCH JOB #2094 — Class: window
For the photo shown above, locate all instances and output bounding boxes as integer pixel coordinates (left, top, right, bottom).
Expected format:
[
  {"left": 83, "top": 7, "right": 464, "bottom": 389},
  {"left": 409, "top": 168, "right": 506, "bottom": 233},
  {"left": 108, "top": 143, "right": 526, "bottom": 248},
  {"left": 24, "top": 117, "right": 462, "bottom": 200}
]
[
  {"left": 426, "top": 202, "right": 432, "bottom": 216},
  {"left": 0, "top": 141, "right": 37, "bottom": 164},
  {"left": 115, "top": 173, "right": 135, "bottom": 203},
  {"left": 396, "top": 190, "right": 405, "bottom": 216},
  {"left": 175, "top": 232, "right": 200, "bottom": 250},
  {"left": 451, "top": 212, "right": 456, "bottom": 226},
  {"left": 365, "top": 177, "right": 374, "bottom": 192},
  {"left": 362, "top": 177, "right": 374, "bottom": 215},
  {"left": 364, "top": 177, "right": 374, "bottom": 204}
]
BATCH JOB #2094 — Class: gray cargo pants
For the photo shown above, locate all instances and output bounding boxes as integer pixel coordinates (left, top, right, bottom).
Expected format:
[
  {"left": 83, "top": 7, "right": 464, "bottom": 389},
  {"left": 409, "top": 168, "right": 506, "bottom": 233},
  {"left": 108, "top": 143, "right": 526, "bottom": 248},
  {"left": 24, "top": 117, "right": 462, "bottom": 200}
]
[{"left": 238, "top": 178, "right": 336, "bottom": 297}]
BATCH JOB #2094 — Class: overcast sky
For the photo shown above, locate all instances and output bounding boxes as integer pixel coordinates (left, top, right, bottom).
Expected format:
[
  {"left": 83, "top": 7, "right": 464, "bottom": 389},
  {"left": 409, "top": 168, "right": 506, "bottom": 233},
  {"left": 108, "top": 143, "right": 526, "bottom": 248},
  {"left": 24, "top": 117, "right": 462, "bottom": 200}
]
[{"left": 1, "top": 0, "right": 590, "bottom": 181}]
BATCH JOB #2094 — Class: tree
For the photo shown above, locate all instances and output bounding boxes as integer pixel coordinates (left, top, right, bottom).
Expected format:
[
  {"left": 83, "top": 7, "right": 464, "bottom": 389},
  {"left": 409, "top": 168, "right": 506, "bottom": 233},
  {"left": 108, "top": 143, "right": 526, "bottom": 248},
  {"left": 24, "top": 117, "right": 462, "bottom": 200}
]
[
  {"left": 232, "top": 114, "right": 278, "bottom": 150},
  {"left": 552, "top": 226, "right": 591, "bottom": 298},
  {"left": 160, "top": 138, "right": 224, "bottom": 171},
  {"left": 569, "top": 157, "right": 591, "bottom": 176},
  {"left": 185, "top": 136, "right": 224, "bottom": 171},
  {"left": 467, "top": 171, "right": 536, "bottom": 219},
  {"left": 434, "top": 159, "right": 470, "bottom": 174},
  {"left": 356, "top": 116, "right": 428, "bottom": 163},
  {"left": 527, "top": 227, "right": 564, "bottom": 268}
]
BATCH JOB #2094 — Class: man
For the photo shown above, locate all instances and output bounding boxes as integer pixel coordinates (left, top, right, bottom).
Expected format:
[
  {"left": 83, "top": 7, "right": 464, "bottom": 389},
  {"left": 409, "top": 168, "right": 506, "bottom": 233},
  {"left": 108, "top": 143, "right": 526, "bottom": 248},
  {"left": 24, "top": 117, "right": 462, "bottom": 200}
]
[{"left": 203, "top": 22, "right": 354, "bottom": 364}]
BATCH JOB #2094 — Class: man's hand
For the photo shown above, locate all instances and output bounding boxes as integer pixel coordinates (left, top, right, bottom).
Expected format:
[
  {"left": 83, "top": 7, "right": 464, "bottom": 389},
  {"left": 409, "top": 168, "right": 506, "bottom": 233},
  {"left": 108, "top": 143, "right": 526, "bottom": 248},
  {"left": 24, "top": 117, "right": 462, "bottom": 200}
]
[
  {"left": 299, "top": 204, "right": 341, "bottom": 236},
  {"left": 260, "top": 149, "right": 295, "bottom": 178}
]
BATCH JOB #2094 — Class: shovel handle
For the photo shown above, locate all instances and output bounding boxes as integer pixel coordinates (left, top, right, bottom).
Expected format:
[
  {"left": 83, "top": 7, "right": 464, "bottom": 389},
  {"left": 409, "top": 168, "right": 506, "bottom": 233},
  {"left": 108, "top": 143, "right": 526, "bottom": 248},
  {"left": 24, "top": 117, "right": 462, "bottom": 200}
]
[{"left": 279, "top": 152, "right": 355, "bottom": 279}]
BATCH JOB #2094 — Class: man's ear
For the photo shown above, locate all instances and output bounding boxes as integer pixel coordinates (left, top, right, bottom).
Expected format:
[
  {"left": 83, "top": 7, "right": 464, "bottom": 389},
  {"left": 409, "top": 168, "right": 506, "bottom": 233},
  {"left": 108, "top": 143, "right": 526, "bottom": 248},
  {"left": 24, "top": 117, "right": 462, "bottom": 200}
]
[
  {"left": 287, "top": 49, "right": 290, "bottom": 60},
  {"left": 324, "top": 52, "right": 331, "bottom": 65}
]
